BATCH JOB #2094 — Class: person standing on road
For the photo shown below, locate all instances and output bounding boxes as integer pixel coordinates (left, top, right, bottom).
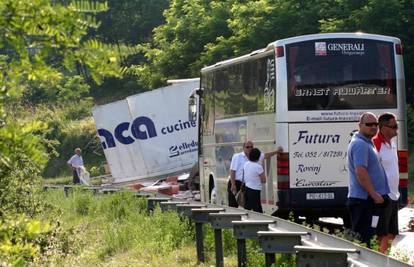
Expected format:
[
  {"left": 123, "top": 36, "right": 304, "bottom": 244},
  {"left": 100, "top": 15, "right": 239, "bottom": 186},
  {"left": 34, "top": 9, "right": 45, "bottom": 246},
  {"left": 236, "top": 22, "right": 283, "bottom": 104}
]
[
  {"left": 373, "top": 112, "right": 400, "bottom": 253},
  {"left": 228, "top": 140, "right": 281, "bottom": 207},
  {"left": 347, "top": 112, "right": 390, "bottom": 246},
  {"left": 67, "top": 148, "right": 84, "bottom": 184},
  {"left": 243, "top": 148, "right": 266, "bottom": 213}
]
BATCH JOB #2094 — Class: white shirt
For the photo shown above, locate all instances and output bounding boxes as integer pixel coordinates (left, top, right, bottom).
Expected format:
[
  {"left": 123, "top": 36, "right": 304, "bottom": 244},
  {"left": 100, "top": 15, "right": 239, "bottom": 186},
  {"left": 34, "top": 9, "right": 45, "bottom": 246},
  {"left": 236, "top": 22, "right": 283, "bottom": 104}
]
[
  {"left": 230, "top": 152, "right": 265, "bottom": 181},
  {"left": 243, "top": 161, "right": 264, "bottom": 190},
  {"left": 378, "top": 138, "right": 400, "bottom": 200},
  {"left": 67, "top": 154, "right": 84, "bottom": 168}
]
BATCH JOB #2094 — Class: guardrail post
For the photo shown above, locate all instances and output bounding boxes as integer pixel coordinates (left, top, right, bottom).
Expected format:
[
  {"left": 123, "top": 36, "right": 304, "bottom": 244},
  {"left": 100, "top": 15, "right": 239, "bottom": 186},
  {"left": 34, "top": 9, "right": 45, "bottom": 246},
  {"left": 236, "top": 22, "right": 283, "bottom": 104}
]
[
  {"left": 209, "top": 212, "right": 247, "bottom": 267},
  {"left": 257, "top": 231, "right": 309, "bottom": 267},
  {"left": 176, "top": 204, "right": 206, "bottom": 219},
  {"left": 63, "top": 185, "right": 71, "bottom": 197},
  {"left": 214, "top": 229, "right": 223, "bottom": 267},
  {"left": 294, "top": 245, "right": 358, "bottom": 267},
  {"left": 159, "top": 201, "right": 189, "bottom": 212},
  {"left": 146, "top": 197, "right": 171, "bottom": 211},
  {"left": 82, "top": 186, "right": 100, "bottom": 195},
  {"left": 100, "top": 188, "right": 120, "bottom": 194},
  {"left": 237, "top": 239, "right": 247, "bottom": 267},
  {"left": 191, "top": 208, "right": 225, "bottom": 263},
  {"left": 232, "top": 220, "right": 275, "bottom": 267},
  {"left": 195, "top": 222, "right": 205, "bottom": 263},
  {"left": 134, "top": 192, "right": 155, "bottom": 198},
  {"left": 265, "top": 253, "right": 275, "bottom": 267}
]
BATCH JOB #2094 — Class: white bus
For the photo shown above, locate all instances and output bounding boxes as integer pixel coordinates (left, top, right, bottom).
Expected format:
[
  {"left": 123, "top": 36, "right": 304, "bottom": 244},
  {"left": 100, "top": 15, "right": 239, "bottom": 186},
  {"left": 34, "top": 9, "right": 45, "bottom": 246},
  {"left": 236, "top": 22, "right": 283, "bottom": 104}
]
[{"left": 189, "top": 32, "right": 408, "bottom": 221}]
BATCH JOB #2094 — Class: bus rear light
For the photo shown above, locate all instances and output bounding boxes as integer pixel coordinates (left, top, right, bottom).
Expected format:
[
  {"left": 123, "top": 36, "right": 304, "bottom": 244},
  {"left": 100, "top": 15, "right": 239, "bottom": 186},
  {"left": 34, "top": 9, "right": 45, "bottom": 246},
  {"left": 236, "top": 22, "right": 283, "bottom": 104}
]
[
  {"left": 399, "top": 164, "right": 408, "bottom": 173},
  {"left": 398, "top": 150, "right": 408, "bottom": 158},
  {"left": 277, "top": 181, "right": 289, "bottom": 189},
  {"left": 398, "top": 150, "right": 408, "bottom": 173},
  {"left": 277, "top": 152, "right": 289, "bottom": 161},
  {"left": 395, "top": 44, "right": 403, "bottom": 55},
  {"left": 399, "top": 179, "right": 408, "bottom": 187},
  {"left": 277, "top": 152, "right": 289, "bottom": 176},
  {"left": 277, "top": 161, "right": 289, "bottom": 168},
  {"left": 276, "top": 46, "right": 284, "bottom": 57},
  {"left": 278, "top": 168, "right": 289, "bottom": 175}
]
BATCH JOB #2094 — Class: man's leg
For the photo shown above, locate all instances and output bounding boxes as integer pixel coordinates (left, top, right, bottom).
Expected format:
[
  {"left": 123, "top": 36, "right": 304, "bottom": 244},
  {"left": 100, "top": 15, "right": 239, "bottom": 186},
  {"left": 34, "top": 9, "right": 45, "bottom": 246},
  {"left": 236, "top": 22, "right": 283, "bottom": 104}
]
[
  {"left": 347, "top": 198, "right": 374, "bottom": 246},
  {"left": 227, "top": 180, "right": 241, "bottom": 207},
  {"left": 379, "top": 199, "right": 399, "bottom": 253},
  {"left": 73, "top": 169, "right": 80, "bottom": 184},
  {"left": 376, "top": 196, "right": 392, "bottom": 253}
]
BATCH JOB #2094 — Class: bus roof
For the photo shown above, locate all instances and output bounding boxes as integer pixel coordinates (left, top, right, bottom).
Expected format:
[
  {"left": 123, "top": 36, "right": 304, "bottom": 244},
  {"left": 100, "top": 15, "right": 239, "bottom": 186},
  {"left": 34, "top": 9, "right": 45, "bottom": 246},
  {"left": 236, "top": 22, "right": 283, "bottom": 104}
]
[
  {"left": 268, "top": 32, "right": 401, "bottom": 47},
  {"left": 167, "top": 78, "right": 200, "bottom": 84},
  {"left": 201, "top": 32, "right": 401, "bottom": 73},
  {"left": 201, "top": 48, "right": 272, "bottom": 72}
]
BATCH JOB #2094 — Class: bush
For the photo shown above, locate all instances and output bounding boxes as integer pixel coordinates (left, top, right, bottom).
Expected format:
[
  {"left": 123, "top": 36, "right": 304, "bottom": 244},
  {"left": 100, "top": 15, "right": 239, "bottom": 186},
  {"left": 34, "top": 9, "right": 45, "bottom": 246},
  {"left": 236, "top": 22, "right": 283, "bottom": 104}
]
[
  {"left": 0, "top": 120, "right": 47, "bottom": 217},
  {"left": 0, "top": 215, "right": 51, "bottom": 265}
]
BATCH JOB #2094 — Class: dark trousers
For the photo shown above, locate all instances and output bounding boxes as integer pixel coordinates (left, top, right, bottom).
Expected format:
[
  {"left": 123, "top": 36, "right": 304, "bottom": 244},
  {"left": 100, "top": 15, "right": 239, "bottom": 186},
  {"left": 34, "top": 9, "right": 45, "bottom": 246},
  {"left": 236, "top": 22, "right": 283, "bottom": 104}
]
[
  {"left": 72, "top": 169, "right": 80, "bottom": 184},
  {"left": 346, "top": 197, "right": 375, "bottom": 246},
  {"left": 245, "top": 186, "right": 263, "bottom": 213},
  {"left": 227, "top": 179, "right": 242, "bottom": 207}
]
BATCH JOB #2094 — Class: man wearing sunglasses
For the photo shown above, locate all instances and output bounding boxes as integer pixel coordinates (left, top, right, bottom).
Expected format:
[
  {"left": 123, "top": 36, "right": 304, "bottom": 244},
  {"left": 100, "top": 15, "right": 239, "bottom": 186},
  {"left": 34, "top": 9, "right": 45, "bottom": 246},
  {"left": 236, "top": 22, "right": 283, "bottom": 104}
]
[
  {"left": 347, "top": 112, "right": 390, "bottom": 246},
  {"left": 373, "top": 113, "right": 399, "bottom": 253},
  {"left": 228, "top": 141, "right": 282, "bottom": 207}
]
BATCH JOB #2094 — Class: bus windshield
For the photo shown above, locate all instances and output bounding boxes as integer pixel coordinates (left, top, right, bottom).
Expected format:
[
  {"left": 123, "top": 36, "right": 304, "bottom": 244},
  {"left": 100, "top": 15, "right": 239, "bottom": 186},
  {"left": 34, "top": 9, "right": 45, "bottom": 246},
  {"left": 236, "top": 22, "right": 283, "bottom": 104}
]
[{"left": 287, "top": 38, "right": 397, "bottom": 110}]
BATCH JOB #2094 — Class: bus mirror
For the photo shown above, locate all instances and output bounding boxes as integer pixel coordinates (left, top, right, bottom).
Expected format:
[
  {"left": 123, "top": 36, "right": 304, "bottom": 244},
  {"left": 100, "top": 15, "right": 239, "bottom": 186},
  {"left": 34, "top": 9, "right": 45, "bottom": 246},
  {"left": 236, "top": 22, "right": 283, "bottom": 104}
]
[{"left": 188, "top": 95, "right": 197, "bottom": 122}]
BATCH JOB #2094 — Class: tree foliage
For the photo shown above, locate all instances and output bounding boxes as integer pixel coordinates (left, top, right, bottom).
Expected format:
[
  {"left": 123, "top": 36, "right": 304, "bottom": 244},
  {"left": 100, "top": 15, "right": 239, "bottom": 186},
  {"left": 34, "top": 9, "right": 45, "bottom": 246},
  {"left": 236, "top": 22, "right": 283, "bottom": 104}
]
[
  {"left": 134, "top": 0, "right": 235, "bottom": 88},
  {"left": 137, "top": 0, "right": 414, "bottom": 101},
  {"left": 0, "top": 0, "right": 135, "bottom": 216}
]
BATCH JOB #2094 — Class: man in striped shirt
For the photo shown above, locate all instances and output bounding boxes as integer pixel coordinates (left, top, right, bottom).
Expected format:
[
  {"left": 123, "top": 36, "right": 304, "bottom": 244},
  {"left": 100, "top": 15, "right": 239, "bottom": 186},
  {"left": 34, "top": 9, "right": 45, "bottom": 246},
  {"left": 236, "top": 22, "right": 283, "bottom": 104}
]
[{"left": 373, "top": 112, "right": 399, "bottom": 253}]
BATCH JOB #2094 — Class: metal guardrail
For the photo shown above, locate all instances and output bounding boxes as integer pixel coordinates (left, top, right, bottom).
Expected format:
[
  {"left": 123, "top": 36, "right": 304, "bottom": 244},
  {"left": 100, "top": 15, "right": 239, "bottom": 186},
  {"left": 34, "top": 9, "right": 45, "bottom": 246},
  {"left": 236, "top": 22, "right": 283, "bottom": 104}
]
[
  {"left": 43, "top": 185, "right": 411, "bottom": 267},
  {"left": 145, "top": 193, "right": 411, "bottom": 267}
]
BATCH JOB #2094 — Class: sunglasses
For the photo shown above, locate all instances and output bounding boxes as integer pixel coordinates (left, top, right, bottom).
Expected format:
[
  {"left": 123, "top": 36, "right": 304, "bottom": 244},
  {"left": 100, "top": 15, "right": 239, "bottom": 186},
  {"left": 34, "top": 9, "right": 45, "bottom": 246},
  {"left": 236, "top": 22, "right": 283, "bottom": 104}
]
[
  {"left": 245, "top": 146, "right": 253, "bottom": 149},
  {"left": 384, "top": 124, "right": 398, "bottom": 129},
  {"left": 364, "top": 122, "right": 379, "bottom": 127}
]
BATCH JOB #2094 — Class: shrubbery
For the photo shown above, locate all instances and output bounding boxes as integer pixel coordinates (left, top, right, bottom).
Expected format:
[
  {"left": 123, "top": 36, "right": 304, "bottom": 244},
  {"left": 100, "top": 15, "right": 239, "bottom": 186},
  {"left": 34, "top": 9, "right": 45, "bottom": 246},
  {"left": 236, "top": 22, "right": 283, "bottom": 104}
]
[
  {"left": 31, "top": 189, "right": 195, "bottom": 265},
  {"left": 0, "top": 215, "right": 50, "bottom": 265}
]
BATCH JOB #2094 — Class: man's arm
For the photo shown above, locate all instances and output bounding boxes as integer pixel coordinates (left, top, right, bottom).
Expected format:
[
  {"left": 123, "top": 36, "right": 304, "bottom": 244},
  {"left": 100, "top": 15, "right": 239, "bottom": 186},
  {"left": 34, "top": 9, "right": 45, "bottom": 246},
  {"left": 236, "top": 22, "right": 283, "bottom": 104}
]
[
  {"left": 259, "top": 172, "right": 266, "bottom": 184},
  {"left": 355, "top": 166, "right": 384, "bottom": 204},
  {"left": 264, "top": 146, "right": 283, "bottom": 160},
  {"left": 67, "top": 157, "right": 74, "bottom": 170}
]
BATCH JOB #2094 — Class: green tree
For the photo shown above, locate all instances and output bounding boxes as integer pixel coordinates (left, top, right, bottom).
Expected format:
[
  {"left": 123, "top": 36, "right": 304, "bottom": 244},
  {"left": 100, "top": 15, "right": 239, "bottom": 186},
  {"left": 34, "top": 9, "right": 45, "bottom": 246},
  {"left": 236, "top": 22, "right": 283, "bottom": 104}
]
[
  {"left": 138, "top": 0, "right": 414, "bottom": 105},
  {"left": 135, "top": 0, "right": 234, "bottom": 88},
  {"left": 93, "top": 0, "right": 169, "bottom": 44},
  {"left": 319, "top": 0, "right": 414, "bottom": 102},
  {"left": 88, "top": 0, "right": 169, "bottom": 104},
  {"left": 0, "top": 0, "right": 134, "bottom": 215}
]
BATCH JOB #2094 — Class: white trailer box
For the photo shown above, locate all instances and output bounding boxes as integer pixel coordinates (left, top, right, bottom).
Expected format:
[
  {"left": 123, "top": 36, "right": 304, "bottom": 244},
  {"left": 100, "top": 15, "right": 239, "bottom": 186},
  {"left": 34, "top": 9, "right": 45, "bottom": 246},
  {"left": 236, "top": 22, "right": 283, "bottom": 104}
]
[{"left": 93, "top": 79, "right": 199, "bottom": 184}]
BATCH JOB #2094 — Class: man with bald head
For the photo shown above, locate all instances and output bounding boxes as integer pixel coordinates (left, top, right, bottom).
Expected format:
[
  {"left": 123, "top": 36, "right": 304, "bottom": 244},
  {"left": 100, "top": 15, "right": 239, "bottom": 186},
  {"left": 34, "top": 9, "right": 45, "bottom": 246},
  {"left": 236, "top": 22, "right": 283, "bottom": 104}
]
[
  {"left": 67, "top": 148, "right": 84, "bottom": 184},
  {"left": 347, "top": 112, "right": 390, "bottom": 246},
  {"left": 228, "top": 140, "right": 281, "bottom": 207}
]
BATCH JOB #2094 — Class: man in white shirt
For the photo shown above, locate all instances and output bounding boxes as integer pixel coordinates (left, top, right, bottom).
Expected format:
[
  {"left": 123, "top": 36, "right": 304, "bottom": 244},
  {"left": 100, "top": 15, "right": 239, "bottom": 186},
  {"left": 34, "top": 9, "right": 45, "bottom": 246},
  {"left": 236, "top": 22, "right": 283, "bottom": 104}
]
[
  {"left": 228, "top": 140, "right": 282, "bottom": 207},
  {"left": 373, "top": 113, "right": 399, "bottom": 253},
  {"left": 67, "top": 148, "right": 84, "bottom": 184}
]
